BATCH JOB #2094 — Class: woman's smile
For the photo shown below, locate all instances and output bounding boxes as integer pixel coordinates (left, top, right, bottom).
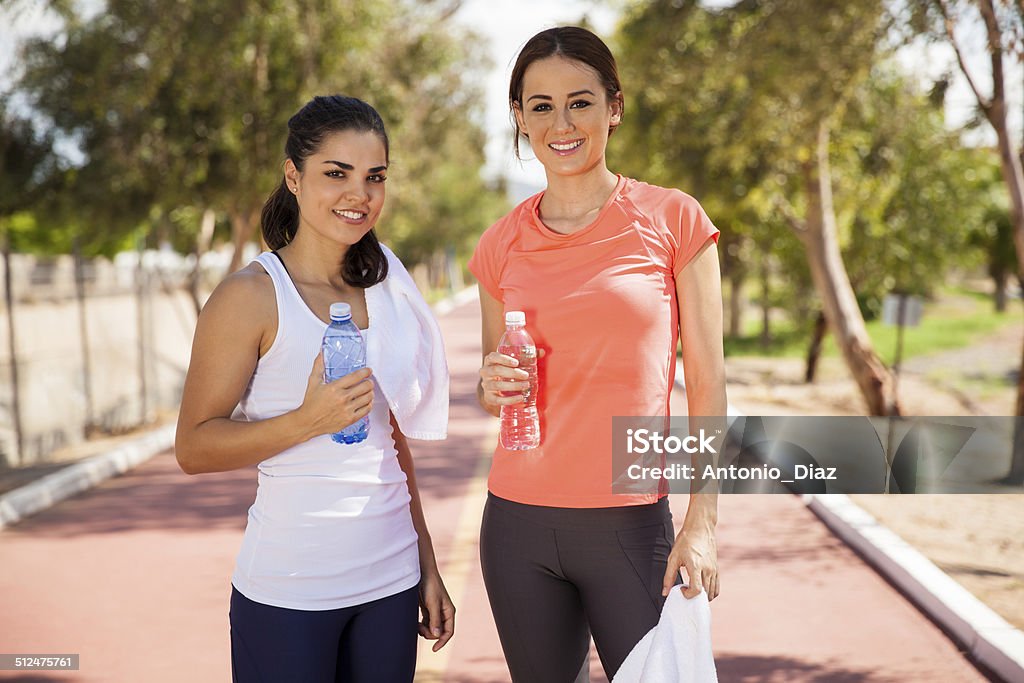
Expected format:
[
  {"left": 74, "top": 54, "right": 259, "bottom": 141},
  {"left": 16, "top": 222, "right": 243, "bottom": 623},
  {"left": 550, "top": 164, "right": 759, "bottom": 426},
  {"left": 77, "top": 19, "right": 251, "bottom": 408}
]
[
  {"left": 332, "top": 208, "right": 369, "bottom": 224},
  {"left": 548, "top": 138, "right": 585, "bottom": 155}
]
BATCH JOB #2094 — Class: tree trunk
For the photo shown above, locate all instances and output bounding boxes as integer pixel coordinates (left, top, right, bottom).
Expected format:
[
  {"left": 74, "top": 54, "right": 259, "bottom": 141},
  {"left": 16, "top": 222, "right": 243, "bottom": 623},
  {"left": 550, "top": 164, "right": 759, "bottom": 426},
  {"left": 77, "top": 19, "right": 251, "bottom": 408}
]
[
  {"left": 759, "top": 251, "right": 771, "bottom": 348},
  {"left": 73, "top": 237, "right": 95, "bottom": 435},
  {"left": 728, "top": 270, "right": 744, "bottom": 338},
  {"left": 993, "top": 270, "right": 1008, "bottom": 313},
  {"left": 797, "top": 122, "right": 899, "bottom": 416},
  {"left": 188, "top": 207, "right": 217, "bottom": 315},
  {"left": 960, "top": 0, "right": 1024, "bottom": 480},
  {"left": 1002, "top": 334, "right": 1024, "bottom": 485},
  {"left": 135, "top": 236, "right": 150, "bottom": 425},
  {"left": 2, "top": 234, "right": 23, "bottom": 465},
  {"left": 228, "top": 208, "right": 256, "bottom": 275},
  {"left": 804, "top": 311, "right": 827, "bottom": 383},
  {"left": 446, "top": 246, "right": 464, "bottom": 292}
]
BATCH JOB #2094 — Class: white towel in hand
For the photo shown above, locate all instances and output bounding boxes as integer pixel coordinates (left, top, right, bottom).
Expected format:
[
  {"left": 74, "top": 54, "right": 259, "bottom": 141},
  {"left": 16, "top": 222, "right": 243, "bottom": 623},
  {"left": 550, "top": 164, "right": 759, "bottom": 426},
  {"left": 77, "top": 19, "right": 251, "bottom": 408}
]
[
  {"left": 364, "top": 244, "right": 449, "bottom": 440},
  {"left": 612, "top": 588, "right": 718, "bottom": 683}
]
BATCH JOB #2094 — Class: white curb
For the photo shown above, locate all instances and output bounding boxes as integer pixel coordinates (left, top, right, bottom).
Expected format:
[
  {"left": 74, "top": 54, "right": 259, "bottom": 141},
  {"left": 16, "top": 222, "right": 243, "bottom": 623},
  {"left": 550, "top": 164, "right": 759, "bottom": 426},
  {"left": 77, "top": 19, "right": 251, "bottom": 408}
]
[
  {"left": 806, "top": 493, "right": 1024, "bottom": 683},
  {"left": 0, "top": 423, "right": 177, "bottom": 530}
]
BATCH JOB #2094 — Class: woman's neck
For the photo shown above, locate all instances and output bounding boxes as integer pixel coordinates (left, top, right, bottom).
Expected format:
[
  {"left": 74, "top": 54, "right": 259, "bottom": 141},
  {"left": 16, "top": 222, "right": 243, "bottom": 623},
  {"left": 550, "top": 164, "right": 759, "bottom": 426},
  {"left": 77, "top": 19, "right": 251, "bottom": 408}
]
[
  {"left": 277, "top": 232, "right": 349, "bottom": 287},
  {"left": 538, "top": 165, "right": 619, "bottom": 235}
]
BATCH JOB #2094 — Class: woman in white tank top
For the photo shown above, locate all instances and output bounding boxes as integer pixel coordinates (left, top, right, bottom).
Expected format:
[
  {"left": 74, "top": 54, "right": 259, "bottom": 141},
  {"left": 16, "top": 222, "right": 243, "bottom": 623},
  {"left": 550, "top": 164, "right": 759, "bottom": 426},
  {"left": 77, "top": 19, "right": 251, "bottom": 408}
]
[{"left": 175, "top": 96, "right": 454, "bottom": 683}]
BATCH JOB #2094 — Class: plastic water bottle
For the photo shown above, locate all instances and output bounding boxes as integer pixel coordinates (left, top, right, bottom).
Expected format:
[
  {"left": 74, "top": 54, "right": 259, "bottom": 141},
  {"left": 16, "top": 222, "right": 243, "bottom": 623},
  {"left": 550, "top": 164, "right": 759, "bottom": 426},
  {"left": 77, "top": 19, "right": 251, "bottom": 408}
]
[
  {"left": 322, "top": 302, "right": 369, "bottom": 444},
  {"left": 498, "top": 311, "right": 540, "bottom": 450}
]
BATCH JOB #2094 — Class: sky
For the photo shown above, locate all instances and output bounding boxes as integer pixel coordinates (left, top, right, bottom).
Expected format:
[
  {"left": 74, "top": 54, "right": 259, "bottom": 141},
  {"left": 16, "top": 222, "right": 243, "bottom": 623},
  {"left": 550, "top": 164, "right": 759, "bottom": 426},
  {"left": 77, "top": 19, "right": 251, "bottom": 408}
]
[{"left": 1, "top": 0, "right": 1021, "bottom": 200}]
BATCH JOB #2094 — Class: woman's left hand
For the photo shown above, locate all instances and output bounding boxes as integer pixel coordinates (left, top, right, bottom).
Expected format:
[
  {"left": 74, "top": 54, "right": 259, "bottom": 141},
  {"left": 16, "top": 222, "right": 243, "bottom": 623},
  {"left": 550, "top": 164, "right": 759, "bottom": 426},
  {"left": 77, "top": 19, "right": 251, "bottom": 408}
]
[
  {"left": 663, "top": 525, "right": 719, "bottom": 601},
  {"left": 419, "top": 566, "right": 456, "bottom": 651}
]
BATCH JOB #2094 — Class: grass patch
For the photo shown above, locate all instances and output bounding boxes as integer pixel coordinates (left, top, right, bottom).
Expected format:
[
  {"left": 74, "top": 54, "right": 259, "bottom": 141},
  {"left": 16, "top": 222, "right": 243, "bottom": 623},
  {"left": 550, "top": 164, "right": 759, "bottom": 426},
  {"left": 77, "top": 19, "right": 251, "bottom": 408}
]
[
  {"left": 724, "top": 294, "right": 1021, "bottom": 363},
  {"left": 840, "top": 303, "right": 1021, "bottom": 366}
]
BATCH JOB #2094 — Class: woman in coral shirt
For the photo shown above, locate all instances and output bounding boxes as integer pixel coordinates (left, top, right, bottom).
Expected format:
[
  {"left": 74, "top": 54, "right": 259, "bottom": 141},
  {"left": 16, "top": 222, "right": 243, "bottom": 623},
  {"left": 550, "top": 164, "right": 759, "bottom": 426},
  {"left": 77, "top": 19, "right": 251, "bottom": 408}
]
[{"left": 468, "top": 27, "right": 726, "bottom": 682}]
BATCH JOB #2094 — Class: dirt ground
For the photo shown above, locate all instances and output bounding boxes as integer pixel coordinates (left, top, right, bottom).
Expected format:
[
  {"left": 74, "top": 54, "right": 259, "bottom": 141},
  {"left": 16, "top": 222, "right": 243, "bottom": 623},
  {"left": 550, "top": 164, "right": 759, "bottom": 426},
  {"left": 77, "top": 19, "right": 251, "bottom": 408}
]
[
  {"left": 849, "top": 493, "right": 1024, "bottom": 630},
  {"left": 726, "top": 322, "right": 1024, "bottom": 630}
]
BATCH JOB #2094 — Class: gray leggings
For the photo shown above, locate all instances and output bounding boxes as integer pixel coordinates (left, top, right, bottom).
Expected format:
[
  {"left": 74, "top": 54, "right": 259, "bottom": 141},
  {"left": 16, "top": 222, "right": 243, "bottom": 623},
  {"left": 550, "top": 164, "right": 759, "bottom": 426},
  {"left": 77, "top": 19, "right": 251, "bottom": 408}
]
[{"left": 479, "top": 493, "right": 679, "bottom": 682}]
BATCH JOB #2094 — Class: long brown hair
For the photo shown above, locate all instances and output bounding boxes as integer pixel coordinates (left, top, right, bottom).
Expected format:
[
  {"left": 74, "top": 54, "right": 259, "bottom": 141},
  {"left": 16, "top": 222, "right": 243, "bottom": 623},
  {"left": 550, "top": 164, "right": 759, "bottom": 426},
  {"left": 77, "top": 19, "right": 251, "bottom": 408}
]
[
  {"left": 260, "top": 95, "right": 389, "bottom": 287},
  {"left": 508, "top": 27, "right": 623, "bottom": 159}
]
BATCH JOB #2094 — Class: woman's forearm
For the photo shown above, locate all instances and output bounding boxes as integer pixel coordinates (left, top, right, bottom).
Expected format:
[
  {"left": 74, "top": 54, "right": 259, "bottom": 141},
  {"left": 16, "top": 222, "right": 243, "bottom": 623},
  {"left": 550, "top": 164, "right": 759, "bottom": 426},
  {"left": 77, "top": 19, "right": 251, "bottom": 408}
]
[
  {"left": 175, "top": 409, "right": 315, "bottom": 475},
  {"left": 682, "top": 372, "right": 726, "bottom": 529}
]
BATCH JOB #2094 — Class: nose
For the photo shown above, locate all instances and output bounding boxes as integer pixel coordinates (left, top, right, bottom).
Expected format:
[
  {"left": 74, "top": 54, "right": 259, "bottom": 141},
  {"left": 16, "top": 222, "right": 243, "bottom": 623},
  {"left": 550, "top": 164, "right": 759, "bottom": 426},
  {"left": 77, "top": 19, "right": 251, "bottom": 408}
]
[
  {"left": 554, "top": 105, "right": 574, "bottom": 134},
  {"left": 344, "top": 179, "right": 369, "bottom": 203}
]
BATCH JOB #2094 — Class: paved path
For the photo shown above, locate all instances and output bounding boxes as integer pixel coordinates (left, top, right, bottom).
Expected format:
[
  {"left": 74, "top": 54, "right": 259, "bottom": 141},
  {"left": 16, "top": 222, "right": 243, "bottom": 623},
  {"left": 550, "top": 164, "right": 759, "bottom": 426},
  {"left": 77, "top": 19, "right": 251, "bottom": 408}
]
[{"left": 0, "top": 300, "right": 990, "bottom": 682}]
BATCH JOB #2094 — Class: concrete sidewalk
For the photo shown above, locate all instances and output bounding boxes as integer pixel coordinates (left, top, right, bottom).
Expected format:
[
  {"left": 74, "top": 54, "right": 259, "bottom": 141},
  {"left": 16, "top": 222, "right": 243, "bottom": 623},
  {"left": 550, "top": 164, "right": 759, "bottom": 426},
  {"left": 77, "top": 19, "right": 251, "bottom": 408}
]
[{"left": 0, "top": 297, "right": 998, "bottom": 682}]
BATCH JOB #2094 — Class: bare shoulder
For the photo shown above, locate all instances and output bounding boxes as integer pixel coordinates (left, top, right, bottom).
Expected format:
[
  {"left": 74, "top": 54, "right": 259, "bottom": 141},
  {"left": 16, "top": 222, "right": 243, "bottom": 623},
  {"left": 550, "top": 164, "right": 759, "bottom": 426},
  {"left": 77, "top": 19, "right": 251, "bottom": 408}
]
[
  {"left": 194, "top": 262, "right": 278, "bottom": 356},
  {"left": 202, "top": 262, "right": 274, "bottom": 317}
]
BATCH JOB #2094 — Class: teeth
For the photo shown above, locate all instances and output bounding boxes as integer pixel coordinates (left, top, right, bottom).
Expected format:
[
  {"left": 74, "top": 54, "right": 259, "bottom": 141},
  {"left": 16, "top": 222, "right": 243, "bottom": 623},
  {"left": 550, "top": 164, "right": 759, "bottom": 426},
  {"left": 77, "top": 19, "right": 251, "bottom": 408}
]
[
  {"left": 333, "top": 210, "right": 364, "bottom": 220},
  {"left": 550, "top": 140, "right": 583, "bottom": 151}
]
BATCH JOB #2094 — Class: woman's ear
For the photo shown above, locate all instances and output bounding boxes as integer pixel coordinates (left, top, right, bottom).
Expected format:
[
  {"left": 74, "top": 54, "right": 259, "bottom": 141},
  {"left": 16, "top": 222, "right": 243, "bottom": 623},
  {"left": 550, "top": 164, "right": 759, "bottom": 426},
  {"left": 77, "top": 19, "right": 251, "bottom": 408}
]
[
  {"left": 284, "top": 159, "right": 300, "bottom": 193},
  {"left": 610, "top": 91, "right": 624, "bottom": 128},
  {"left": 512, "top": 101, "right": 528, "bottom": 138}
]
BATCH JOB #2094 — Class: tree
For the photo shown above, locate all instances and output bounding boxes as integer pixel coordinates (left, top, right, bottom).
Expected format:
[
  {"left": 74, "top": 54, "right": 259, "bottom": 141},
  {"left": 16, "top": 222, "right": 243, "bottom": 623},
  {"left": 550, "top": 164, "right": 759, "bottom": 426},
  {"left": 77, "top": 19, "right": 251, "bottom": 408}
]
[
  {"left": 837, "top": 69, "right": 986, "bottom": 312},
  {"left": 615, "top": 0, "right": 986, "bottom": 414},
  {"left": 908, "top": 0, "right": 1024, "bottom": 482},
  {"left": 616, "top": 0, "right": 900, "bottom": 412},
  {"left": 13, "top": 0, "right": 504, "bottom": 290},
  {"left": 361, "top": 9, "right": 508, "bottom": 267},
  {"left": 973, "top": 204, "right": 1020, "bottom": 312},
  {"left": 730, "top": 0, "right": 904, "bottom": 415}
]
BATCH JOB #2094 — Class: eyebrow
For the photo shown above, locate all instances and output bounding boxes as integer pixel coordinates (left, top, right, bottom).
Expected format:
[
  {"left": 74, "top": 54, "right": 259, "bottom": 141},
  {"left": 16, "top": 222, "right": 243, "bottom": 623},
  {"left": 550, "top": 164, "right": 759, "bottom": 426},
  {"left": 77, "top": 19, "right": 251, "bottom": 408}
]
[
  {"left": 324, "top": 160, "right": 388, "bottom": 173},
  {"left": 527, "top": 89, "right": 596, "bottom": 103}
]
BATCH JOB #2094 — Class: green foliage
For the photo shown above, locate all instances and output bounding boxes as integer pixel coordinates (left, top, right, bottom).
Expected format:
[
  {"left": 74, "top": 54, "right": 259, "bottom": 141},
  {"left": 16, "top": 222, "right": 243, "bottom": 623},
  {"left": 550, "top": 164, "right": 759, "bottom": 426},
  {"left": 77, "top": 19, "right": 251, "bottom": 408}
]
[
  {"left": 961, "top": 150, "right": 1019, "bottom": 287},
  {"left": 829, "top": 294, "right": 1023, "bottom": 365},
  {"left": 835, "top": 68, "right": 986, "bottom": 314},
  {"left": 722, "top": 318, "right": 811, "bottom": 358},
  {"left": 613, "top": 0, "right": 989, "bottom": 328},
  {"left": 0, "top": 100, "right": 55, "bottom": 218},
  {"left": 10, "top": 0, "right": 505, "bottom": 264},
  {"left": 371, "top": 18, "right": 509, "bottom": 264},
  {"left": 725, "top": 289, "right": 1022, "bottom": 361}
]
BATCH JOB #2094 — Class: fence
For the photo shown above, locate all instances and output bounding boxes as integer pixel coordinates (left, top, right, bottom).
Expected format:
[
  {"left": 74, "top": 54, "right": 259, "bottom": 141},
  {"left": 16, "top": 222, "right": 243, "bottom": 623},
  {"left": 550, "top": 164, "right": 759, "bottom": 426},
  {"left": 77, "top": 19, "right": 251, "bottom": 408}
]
[
  {"left": 0, "top": 243, "right": 466, "bottom": 468},
  {"left": 0, "top": 247, "right": 245, "bottom": 468}
]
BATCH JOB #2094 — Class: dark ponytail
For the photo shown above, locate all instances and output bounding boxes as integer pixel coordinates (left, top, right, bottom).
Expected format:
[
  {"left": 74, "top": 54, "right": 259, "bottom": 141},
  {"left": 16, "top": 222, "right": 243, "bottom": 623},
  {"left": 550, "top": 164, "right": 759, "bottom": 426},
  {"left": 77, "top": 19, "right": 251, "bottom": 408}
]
[
  {"left": 260, "top": 95, "right": 389, "bottom": 288},
  {"left": 261, "top": 180, "right": 299, "bottom": 249}
]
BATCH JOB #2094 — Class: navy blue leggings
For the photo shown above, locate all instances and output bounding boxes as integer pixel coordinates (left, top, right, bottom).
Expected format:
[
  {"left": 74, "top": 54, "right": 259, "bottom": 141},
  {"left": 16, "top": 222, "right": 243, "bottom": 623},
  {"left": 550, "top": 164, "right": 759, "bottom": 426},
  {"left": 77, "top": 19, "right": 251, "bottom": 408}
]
[{"left": 229, "top": 585, "right": 419, "bottom": 683}]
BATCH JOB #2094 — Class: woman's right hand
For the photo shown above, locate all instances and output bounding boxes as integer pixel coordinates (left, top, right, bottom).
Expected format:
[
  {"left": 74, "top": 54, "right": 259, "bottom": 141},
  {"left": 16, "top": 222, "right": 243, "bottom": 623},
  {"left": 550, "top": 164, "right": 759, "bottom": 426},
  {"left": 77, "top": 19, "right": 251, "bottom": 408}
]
[
  {"left": 298, "top": 353, "right": 375, "bottom": 438},
  {"left": 478, "top": 351, "right": 531, "bottom": 413}
]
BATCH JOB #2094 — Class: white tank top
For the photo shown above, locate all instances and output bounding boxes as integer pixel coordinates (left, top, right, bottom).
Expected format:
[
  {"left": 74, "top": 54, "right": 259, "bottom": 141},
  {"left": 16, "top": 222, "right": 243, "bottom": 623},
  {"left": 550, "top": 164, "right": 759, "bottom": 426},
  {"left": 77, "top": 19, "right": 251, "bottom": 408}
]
[{"left": 230, "top": 252, "right": 420, "bottom": 610}]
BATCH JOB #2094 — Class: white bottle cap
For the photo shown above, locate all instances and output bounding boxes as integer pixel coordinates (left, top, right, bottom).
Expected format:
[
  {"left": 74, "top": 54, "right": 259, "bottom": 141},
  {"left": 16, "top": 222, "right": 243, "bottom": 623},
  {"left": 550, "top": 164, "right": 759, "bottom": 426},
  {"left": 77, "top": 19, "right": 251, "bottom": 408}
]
[
  {"left": 330, "top": 302, "right": 352, "bottom": 321},
  {"left": 505, "top": 311, "right": 526, "bottom": 325}
]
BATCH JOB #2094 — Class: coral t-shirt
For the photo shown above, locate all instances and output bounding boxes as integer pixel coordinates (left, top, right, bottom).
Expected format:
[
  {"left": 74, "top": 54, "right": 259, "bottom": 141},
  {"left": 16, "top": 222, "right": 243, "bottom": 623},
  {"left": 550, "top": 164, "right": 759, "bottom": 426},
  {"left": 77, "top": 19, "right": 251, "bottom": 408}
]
[{"left": 468, "top": 175, "right": 720, "bottom": 508}]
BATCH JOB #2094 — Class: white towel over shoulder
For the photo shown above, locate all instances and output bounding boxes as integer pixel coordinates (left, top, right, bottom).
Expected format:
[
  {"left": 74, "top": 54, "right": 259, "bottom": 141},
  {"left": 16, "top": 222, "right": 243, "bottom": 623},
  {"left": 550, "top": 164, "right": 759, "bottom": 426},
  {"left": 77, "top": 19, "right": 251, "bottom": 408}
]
[
  {"left": 364, "top": 244, "right": 449, "bottom": 441},
  {"left": 613, "top": 588, "right": 718, "bottom": 683}
]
